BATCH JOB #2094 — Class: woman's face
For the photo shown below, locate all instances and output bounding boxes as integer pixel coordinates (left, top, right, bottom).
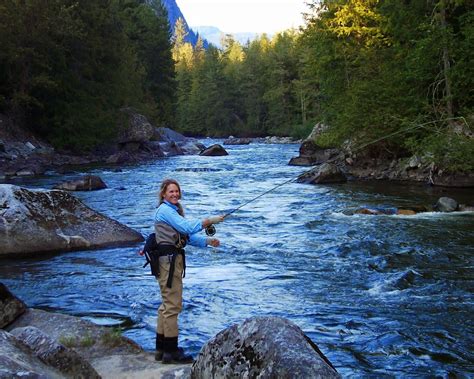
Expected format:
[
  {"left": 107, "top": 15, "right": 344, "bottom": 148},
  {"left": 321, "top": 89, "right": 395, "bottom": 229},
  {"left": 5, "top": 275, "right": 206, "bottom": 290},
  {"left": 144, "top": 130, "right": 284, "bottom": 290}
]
[{"left": 163, "top": 183, "right": 180, "bottom": 205}]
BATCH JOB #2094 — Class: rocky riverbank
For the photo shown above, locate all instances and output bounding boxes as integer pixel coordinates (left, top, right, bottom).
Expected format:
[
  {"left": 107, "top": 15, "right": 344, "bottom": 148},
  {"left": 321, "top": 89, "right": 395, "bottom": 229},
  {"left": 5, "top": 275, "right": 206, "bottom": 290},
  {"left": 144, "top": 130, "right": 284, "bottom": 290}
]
[
  {"left": 0, "top": 111, "right": 206, "bottom": 179},
  {"left": 1, "top": 283, "right": 340, "bottom": 378},
  {"left": 290, "top": 123, "right": 474, "bottom": 188}
]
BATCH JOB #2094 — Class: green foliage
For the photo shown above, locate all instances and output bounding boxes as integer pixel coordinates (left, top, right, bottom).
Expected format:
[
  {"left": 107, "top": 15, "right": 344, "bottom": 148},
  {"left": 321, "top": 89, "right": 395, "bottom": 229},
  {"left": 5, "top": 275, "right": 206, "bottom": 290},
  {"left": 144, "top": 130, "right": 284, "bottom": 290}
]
[
  {"left": 299, "top": 0, "right": 473, "bottom": 171},
  {"left": 59, "top": 332, "right": 95, "bottom": 348},
  {"left": 0, "top": 0, "right": 175, "bottom": 151},
  {"left": 101, "top": 327, "right": 123, "bottom": 347}
]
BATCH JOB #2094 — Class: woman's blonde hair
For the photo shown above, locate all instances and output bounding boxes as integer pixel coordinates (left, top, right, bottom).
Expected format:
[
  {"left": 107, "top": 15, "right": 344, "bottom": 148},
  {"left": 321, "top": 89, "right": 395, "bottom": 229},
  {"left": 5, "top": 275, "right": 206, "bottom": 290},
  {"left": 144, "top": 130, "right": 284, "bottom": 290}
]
[{"left": 158, "top": 178, "right": 184, "bottom": 216}]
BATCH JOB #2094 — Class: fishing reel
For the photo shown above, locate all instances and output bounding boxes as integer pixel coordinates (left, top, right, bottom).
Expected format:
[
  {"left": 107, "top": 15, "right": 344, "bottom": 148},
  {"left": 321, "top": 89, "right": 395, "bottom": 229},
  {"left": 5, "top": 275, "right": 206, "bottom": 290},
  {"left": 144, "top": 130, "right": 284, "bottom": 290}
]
[{"left": 205, "top": 225, "right": 216, "bottom": 236}]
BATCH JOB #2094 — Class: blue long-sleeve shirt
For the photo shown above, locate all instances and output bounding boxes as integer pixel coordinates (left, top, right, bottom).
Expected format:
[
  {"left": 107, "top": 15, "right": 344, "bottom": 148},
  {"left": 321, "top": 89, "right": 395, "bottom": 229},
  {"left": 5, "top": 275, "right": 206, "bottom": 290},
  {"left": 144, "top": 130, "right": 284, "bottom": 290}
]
[{"left": 154, "top": 200, "right": 208, "bottom": 247}]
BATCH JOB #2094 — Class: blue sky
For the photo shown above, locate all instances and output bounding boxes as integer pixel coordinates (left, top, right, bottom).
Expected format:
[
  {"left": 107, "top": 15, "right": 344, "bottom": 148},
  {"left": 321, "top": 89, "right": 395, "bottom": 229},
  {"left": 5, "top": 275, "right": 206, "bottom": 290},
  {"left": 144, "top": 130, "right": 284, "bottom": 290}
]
[{"left": 176, "top": 0, "right": 308, "bottom": 33}]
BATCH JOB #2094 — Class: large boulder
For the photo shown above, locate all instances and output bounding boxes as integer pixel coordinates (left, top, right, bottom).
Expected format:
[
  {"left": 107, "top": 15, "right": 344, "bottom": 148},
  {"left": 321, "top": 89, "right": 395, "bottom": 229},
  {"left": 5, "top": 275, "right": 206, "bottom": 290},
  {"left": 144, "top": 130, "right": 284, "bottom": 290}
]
[
  {"left": 199, "top": 144, "right": 229, "bottom": 156},
  {"left": 0, "top": 283, "right": 27, "bottom": 328},
  {"left": 0, "top": 329, "right": 63, "bottom": 378},
  {"left": 117, "top": 108, "right": 154, "bottom": 144},
  {"left": 11, "top": 326, "right": 100, "bottom": 379},
  {"left": 7, "top": 309, "right": 190, "bottom": 378},
  {"left": 289, "top": 123, "right": 341, "bottom": 166},
  {"left": 152, "top": 127, "right": 188, "bottom": 143},
  {"left": 0, "top": 184, "right": 143, "bottom": 257},
  {"left": 53, "top": 175, "right": 107, "bottom": 191},
  {"left": 297, "top": 163, "right": 347, "bottom": 184},
  {"left": 192, "top": 316, "right": 340, "bottom": 379}
]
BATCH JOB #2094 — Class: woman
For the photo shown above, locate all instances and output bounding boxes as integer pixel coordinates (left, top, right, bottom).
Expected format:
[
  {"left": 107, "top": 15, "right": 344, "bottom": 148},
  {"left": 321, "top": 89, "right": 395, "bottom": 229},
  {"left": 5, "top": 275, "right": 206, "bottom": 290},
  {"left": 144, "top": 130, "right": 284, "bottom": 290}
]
[{"left": 153, "top": 178, "right": 223, "bottom": 364}]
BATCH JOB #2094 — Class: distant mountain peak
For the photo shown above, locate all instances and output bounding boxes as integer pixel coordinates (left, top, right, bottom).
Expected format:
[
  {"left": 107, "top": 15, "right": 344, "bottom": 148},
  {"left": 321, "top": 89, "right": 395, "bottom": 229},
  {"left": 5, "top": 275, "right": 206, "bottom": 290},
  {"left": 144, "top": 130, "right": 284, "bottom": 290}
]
[
  {"left": 192, "top": 26, "right": 263, "bottom": 48},
  {"left": 146, "top": 0, "right": 204, "bottom": 46}
]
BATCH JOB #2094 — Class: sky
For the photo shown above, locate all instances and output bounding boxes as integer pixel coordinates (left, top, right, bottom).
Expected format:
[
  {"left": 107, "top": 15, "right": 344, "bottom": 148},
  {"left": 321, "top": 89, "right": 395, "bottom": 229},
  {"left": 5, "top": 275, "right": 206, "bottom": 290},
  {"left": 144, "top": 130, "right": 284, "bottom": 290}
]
[{"left": 176, "top": 0, "right": 308, "bottom": 33}]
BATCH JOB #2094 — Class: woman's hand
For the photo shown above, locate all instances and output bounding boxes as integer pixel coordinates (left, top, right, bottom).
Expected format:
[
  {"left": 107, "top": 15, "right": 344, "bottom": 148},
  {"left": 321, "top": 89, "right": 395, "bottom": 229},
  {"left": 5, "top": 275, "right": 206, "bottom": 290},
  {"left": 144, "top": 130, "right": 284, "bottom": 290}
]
[
  {"left": 207, "top": 238, "right": 220, "bottom": 247},
  {"left": 203, "top": 215, "right": 225, "bottom": 228}
]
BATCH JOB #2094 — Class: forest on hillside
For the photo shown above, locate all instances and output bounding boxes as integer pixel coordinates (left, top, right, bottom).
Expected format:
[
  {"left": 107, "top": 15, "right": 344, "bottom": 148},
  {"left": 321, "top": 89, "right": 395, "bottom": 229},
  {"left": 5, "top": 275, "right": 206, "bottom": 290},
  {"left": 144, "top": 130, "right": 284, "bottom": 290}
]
[
  {"left": 0, "top": 0, "right": 175, "bottom": 150},
  {"left": 0, "top": 0, "right": 473, "bottom": 170},
  {"left": 173, "top": 0, "right": 473, "bottom": 171}
]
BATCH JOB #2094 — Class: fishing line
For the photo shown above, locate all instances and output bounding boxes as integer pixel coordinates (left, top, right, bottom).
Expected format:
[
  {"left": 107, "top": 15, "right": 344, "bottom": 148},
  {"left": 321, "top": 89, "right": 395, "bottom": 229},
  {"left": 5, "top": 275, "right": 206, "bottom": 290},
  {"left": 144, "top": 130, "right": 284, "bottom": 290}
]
[{"left": 214, "top": 117, "right": 464, "bottom": 225}]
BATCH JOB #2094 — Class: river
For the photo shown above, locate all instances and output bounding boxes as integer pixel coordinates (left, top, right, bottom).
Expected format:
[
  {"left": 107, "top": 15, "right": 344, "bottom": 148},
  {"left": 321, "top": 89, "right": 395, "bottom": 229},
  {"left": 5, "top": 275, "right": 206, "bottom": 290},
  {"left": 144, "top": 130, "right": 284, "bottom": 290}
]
[{"left": 1, "top": 140, "right": 473, "bottom": 377}]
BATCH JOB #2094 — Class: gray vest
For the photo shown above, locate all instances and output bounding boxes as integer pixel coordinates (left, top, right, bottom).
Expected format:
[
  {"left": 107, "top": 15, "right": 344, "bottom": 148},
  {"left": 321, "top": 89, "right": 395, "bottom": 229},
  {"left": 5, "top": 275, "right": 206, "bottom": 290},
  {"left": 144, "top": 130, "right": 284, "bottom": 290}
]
[{"left": 154, "top": 221, "right": 187, "bottom": 248}]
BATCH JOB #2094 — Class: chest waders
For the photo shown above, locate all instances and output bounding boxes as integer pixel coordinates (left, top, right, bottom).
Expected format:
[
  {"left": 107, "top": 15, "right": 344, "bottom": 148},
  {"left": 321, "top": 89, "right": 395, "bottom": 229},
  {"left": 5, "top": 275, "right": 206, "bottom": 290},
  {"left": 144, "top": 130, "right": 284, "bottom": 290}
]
[{"left": 143, "top": 233, "right": 186, "bottom": 288}]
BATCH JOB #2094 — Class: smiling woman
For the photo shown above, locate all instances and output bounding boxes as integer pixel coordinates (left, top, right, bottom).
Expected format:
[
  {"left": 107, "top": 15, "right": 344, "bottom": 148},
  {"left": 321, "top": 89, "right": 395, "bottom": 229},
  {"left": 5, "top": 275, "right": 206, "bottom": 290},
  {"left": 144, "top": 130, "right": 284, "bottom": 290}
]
[
  {"left": 150, "top": 178, "right": 224, "bottom": 363},
  {"left": 176, "top": 0, "right": 306, "bottom": 33}
]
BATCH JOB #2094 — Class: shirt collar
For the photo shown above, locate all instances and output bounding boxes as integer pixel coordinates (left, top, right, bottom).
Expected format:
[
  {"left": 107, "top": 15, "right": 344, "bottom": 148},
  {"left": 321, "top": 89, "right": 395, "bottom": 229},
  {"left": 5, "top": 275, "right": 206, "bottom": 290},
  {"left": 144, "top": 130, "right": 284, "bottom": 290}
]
[{"left": 163, "top": 200, "right": 179, "bottom": 211}]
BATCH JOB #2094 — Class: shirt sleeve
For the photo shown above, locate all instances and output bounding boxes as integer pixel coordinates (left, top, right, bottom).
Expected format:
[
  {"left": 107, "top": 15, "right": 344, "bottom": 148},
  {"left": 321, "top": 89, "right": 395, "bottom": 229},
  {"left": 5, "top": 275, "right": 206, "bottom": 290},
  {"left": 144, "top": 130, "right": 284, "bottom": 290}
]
[
  {"left": 155, "top": 204, "right": 203, "bottom": 235},
  {"left": 188, "top": 233, "right": 208, "bottom": 248}
]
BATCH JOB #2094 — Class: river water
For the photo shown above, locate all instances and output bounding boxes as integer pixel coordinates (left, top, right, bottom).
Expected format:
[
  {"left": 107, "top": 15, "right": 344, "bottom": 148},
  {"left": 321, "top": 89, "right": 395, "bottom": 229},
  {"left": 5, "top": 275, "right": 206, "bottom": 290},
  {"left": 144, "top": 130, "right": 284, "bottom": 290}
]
[{"left": 1, "top": 141, "right": 473, "bottom": 377}]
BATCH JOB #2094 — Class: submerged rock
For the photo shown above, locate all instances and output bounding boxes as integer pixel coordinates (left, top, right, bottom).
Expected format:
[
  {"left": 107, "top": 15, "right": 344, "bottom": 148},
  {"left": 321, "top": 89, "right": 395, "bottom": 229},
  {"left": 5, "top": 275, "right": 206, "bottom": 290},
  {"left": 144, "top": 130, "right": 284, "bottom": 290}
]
[
  {"left": 0, "top": 184, "right": 143, "bottom": 257},
  {"left": 192, "top": 316, "right": 340, "bottom": 378},
  {"left": 53, "top": 175, "right": 107, "bottom": 191},
  {"left": 199, "top": 144, "right": 229, "bottom": 156},
  {"left": 0, "top": 283, "right": 27, "bottom": 328}
]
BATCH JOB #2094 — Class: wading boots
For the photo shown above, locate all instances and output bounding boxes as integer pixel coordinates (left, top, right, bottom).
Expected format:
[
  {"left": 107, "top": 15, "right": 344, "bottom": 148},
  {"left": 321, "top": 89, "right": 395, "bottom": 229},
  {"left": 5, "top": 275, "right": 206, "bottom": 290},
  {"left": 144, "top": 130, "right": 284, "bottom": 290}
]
[
  {"left": 155, "top": 333, "right": 164, "bottom": 361},
  {"left": 162, "top": 336, "right": 193, "bottom": 364}
]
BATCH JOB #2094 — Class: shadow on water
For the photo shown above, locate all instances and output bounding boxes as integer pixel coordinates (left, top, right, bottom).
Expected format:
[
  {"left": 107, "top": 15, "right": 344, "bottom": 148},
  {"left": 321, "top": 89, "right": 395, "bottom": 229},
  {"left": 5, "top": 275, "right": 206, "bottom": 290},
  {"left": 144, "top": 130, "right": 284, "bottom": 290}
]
[{"left": 1, "top": 140, "right": 473, "bottom": 377}]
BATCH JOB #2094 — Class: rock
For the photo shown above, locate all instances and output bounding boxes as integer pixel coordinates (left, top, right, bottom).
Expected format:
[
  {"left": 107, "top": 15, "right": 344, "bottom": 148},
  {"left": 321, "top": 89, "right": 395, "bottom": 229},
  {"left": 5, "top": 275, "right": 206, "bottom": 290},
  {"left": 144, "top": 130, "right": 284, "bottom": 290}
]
[
  {"left": 393, "top": 270, "right": 421, "bottom": 290},
  {"left": 407, "top": 155, "right": 422, "bottom": 169},
  {"left": 117, "top": 108, "right": 154, "bottom": 144},
  {"left": 177, "top": 140, "right": 207, "bottom": 155},
  {"left": 0, "top": 283, "right": 27, "bottom": 328},
  {"left": 434, "top": 197, "right": 458, "bottom": 212},
  {"left": 6, "top": 309, "right": 190, "bottom": 378},
  {"left": 11, "top": 326, "right": 101, "bottom": 379},
  {"left": 223, "top": 137, "right": 251, "bottom": 145},
  {"left": 396, "top": 209, "right": 417, "bottom": 215},
  {"left": 199, "top": 144, "right": 229, "bottom": 156},
  {"left": 288, "top": 156, "right": 317, "bottom": 166},
  {"left": 264, "top": 136, "right": 297, "bottom": 144},
  {"left": 106, "top": 152, "right": 132, "bottom": 165},
  {"left": 15, "top": 169, "right": 35, "bottom": 177},
  {"left": 0, "top": 329, "right": 64, "bottom": 378},
  {"left": 161, "top": 141, "right": 184, "bottom": 156},
  {"left": 25, "top": 142, "right": 36, "bottom": 150},
  {"left": 53, "top": 175, "right": 107, "bottom": 191},
  {"left": 0, "top": 184, "right": 143, "bottom": 257},
  {"left": 7, "top": 309, "right": 142, "bottom": 360},
  {"left": 152, "top": 127, "right": 188, "bottom": 143},
  {"left": 307, "top": 122, "right": 330, "bottom": 141},
  {"left": 459, "top": 204, "right": 474, "bottom": 212},
  {"left": 289, "top": 131, "right": 341, "bottom": 167},
  {"left": 141, "top": 141, "right": 165, "bottom": 157},
  {"left": 121, "top": 141, "right": 141, "bottom": 153},
  {"left": 192, "top": 316, "right": 340, "bottom": 379},
  {"left": 297, "top": 163, "right": 347, "bottom": 184}
]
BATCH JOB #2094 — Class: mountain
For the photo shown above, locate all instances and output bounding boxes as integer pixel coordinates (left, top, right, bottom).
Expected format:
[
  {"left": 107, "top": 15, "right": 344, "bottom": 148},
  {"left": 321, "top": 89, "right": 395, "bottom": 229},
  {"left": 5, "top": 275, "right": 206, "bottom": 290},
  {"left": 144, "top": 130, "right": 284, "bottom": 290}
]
[
  {"left": 192, "top": 26, "right": 263, "bottom": 48},
  {"left": 145, "top": 0, "right": 203, "bottom": 46}
]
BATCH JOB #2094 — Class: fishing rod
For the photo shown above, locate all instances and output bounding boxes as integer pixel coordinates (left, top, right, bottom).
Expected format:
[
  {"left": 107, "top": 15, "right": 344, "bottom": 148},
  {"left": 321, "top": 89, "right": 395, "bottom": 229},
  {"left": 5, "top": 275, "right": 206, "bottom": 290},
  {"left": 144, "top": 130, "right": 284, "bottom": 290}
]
[{"left": 204, "top": 117, "right": 465, "bottom": 236}]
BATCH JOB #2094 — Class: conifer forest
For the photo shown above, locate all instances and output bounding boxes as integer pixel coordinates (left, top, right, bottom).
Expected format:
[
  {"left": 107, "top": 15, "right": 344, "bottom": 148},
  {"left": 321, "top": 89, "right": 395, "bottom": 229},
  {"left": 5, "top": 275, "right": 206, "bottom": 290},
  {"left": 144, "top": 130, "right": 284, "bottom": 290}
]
[{"left": 0, "top": 0, "right": 473, "bottom": 170}]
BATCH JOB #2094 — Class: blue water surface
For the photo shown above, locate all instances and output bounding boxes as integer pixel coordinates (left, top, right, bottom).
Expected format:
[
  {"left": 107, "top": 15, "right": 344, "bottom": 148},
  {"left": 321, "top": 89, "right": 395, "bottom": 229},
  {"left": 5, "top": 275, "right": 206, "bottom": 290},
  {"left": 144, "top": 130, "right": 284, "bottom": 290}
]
[{"left": 1, "top": 140, "right": 473, "bottom": 377}]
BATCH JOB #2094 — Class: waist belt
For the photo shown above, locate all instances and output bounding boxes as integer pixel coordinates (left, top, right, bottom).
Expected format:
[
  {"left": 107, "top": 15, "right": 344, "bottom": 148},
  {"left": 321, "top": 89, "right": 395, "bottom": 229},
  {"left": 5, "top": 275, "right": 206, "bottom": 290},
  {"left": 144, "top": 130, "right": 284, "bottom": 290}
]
[{"left": 144, "top": 244, "right": 186, "bottom": 288}]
